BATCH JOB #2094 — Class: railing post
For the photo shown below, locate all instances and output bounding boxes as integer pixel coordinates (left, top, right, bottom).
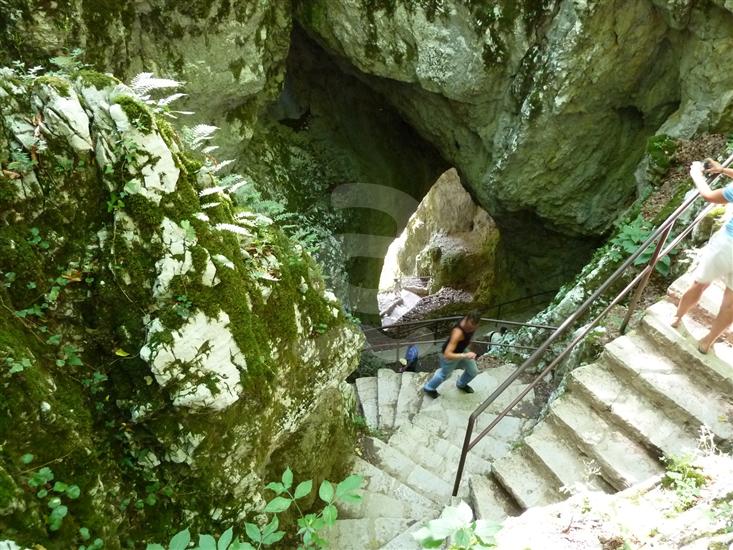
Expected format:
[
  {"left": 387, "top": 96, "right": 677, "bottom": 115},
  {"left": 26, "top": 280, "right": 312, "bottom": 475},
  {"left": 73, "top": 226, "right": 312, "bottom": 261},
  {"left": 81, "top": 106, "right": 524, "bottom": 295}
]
[
  {"left": 452, "top": 416, "right": 475, "bottom": 496},
  {"left": 620, "top": 224, "right": 673, "bottom": 334}
]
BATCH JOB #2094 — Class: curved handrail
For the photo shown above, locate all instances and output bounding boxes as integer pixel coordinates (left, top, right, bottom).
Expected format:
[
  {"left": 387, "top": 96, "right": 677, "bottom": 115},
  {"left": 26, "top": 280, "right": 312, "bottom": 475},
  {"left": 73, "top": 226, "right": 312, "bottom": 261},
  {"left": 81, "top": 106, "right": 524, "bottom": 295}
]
[
  {"left": 361, "top": 288, "right": 559, "bottom": 335},
  {"left": 452, "top": 152, "right": 733, "bottom": 496}
]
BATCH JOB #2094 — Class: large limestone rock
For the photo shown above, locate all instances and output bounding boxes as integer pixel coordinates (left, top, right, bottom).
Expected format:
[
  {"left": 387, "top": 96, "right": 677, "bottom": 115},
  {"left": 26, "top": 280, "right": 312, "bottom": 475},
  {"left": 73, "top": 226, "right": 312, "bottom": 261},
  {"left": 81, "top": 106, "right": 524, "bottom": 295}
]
[
  {"left": 0, "top": 0, "right": 292, "bottom": 158},
  {"left": 295, "top": 0, "right": 733, "bottom": 238},
  {"left": 380, "top": 168, "right": 497, "bottom": 294},
  {"left": 0, "top": 68, "right": 361, "bottom": 545}
]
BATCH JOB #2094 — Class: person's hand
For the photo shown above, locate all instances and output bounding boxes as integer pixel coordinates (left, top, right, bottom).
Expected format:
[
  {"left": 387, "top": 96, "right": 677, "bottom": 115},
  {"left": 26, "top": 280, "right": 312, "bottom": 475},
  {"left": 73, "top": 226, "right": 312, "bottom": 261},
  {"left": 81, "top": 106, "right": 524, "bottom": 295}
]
[
  {"left": 704, "top": 158, "right": 722, "bottom": 174},
  {"left": 464, "top": 351, "right": 477, "bottom": 360}
]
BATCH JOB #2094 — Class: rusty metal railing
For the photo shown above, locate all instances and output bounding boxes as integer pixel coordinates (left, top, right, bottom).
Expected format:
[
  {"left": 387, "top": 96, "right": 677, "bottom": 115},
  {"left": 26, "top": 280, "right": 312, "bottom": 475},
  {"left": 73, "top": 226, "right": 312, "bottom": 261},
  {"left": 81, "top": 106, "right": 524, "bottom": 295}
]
[{"left": 452, "top": 152, "right": 733, "bottom": 496}]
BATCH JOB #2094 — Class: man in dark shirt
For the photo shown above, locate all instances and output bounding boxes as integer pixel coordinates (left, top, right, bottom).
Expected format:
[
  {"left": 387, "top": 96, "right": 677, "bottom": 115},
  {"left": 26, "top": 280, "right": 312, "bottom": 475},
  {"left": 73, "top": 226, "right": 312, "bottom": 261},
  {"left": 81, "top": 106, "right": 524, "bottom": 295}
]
[{"left": 423, "top": 311, "right": 481, "bottom": 398}]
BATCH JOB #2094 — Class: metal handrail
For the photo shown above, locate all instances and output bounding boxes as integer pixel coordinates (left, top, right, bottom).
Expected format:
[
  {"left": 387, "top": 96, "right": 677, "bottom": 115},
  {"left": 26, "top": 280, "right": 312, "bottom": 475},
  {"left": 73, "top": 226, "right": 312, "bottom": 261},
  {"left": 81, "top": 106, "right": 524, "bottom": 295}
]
[
  {"left": 452, "top": 152, "right": 733, "bottom": 496},
  {"left": 362, "top": 289, "right": 559, "bottom": 335}
]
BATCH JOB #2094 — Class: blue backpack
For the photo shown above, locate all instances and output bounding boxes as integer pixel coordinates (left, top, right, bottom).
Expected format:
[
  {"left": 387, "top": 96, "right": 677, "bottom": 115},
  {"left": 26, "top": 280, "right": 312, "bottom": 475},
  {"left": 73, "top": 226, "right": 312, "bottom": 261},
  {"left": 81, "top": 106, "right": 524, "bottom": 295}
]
[{"left": 403, "top": 345, "right": 419, "bottom": 371}]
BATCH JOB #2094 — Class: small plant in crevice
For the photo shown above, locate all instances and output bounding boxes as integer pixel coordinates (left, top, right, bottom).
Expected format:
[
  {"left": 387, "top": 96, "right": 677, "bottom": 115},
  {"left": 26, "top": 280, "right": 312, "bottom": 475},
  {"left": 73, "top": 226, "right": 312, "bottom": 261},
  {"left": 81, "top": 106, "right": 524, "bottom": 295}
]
[
  {"left": 146, "top": 468, "right": 363, "bottom": 550},
  {"left": 22, "top": 456, "right": 83, "bottom": 533},
  {"left": 607, "top": 216, "right": 676, "bottom": 276},
  {"left": 661, "top": 454, "right": 707, "bottom": 512},
  {"left": 413, "top": 500, "right": 500, "bottom": 549}
]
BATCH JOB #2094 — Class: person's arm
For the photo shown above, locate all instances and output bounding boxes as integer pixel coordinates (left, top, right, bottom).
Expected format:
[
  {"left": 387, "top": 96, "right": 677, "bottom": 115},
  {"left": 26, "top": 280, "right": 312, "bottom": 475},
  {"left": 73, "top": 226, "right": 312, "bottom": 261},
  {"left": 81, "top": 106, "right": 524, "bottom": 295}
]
[
  {"left": 690, "top": 162, "right": 730, "bottom": 204},
  {"left": 443, "top": 328, "right": 476, "bottom": 360}
]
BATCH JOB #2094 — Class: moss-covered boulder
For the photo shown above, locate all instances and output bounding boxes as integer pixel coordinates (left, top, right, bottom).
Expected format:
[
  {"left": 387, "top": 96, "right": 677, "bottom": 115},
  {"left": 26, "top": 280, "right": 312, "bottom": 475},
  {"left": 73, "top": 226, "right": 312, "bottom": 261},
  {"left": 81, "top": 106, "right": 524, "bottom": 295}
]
[
  {"left": 0, "top": 0, "right": 292, "bottom": 160},
  {"left": 0, "top": 67, "right": 362, "bottom": 547}
]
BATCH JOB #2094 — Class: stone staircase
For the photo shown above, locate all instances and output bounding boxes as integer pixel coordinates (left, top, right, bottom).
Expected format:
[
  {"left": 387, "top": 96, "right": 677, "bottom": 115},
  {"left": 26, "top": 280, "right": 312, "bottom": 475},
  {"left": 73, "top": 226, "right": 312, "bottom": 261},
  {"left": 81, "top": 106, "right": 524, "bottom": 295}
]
[{"left": 329, "top": 276, "right": 733, "bottom": 549}]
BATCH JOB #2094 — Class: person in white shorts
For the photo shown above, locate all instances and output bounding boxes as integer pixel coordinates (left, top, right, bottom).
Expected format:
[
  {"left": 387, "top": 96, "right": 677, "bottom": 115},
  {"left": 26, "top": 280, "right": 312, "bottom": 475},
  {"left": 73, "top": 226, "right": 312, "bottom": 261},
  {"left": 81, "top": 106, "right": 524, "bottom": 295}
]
[{"left": 672, "top": 158, "right": 733, "bottom": 353}]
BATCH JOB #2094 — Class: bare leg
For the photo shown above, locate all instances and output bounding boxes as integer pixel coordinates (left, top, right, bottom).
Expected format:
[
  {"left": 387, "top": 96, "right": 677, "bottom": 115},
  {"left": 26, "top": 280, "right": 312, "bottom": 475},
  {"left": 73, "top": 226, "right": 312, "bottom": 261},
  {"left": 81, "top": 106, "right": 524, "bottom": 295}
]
[
  {"left": 672, "top": 281, "right": 710, "bottom": 327},
  {"left": 698, "top": 287, "right": 733, "bottom": 353}
]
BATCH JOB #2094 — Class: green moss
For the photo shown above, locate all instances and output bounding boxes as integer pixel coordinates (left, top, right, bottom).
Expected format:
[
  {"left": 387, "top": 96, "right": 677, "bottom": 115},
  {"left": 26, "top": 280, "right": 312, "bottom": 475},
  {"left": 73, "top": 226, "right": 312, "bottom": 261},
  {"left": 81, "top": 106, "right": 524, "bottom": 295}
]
[
  {"left": 34, "top": 75, "right": 71, "bottom": 97},
  {"left": 73, "top": 69, "right": 119, "bottom": 90},
  {"left": 112, "top": 95, "right": 154, "bottom": 134}
]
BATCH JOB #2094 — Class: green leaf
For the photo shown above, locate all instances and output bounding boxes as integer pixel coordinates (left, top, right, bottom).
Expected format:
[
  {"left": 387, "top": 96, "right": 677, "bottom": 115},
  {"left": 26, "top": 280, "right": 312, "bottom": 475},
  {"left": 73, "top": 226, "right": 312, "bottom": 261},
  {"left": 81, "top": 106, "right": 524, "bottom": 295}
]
[
  {"left": 454, "top": 527, "right": 471, "bottom": 547},
  {"left": 244, "top": 522, "right": 261, "bottom": 543},
  {"left": 281, "top": 467, "right": 293, "bottom": 490},
  {"left": 265, "top": 481, "right": 285, "bottom": 495},
  {"left": 197, "top": 534, "right": 216, "bottom": 550},
  {"left": 46, "top": 334, "right": 62, "bottom": 345},
  {"left": 145, "top": 493, "right": 157, "bottom": 506},
  {"left": 322, "top": 504, "right": 338, "bottom": 525},
  {"left": 262, "top": 516, "right": 279, "bottom": 537},
  {"left": 66, "top": 484, "right": 81, "bottom": 499},
  {"left": 263, "top": 496, "right": 292, "bottom": 513},
  {"left": 79, "top": 527, "right": 91, "bottom": 541},
  {"left": 230, "top": 542, "right": 255, "bottom": 550},
  {"left": 48, "top": 496, "right": 62, "bottom": 509},
  {"left": 53, "top": 481, "right": 68, "bottom": 493},
  {"left": 261, "top": 532, "right": 285, "bottom": 546},
  {"left": 293, "top": 480, "right": 312, "bottom": 500},
  {"left": 49, "top": 504, "right": 68, "bottom": 521},
  {"left": 318, "top": 480, "right": 334, "bottom": 503},
  {"left": 335, "top": 475, "right": 362, "bottom": 497},
  {"left": 146, "top": 545, "right": 165, "bottom": 550},
  {"left": 217, "top": 527, "right": 233, "bottom": 550},
  {"left": 20, "top": 453, "right": 34, "bottom": 464},
  {"left": 339, "top": 493, "right": 362, "bottom": 504},
  {"left": 36, "top": 489, "right": 48, "bottom": 498},
  {"left": 169, "top": 529, "right": 191, "bottom": 550}
]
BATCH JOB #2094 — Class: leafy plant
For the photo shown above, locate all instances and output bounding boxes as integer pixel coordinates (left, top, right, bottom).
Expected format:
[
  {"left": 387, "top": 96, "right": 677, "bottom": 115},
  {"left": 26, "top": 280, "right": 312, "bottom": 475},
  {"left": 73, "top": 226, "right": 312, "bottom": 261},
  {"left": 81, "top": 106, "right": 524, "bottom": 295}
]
[
  {"left": 27, "top": 227, "right": 50, "bottom": 249},
  {"left": 147, "top": 468, "right": 363, "bottom": 550},
  {"left": 24, "top": 460, "right": 82, "bottom": 532},
  {"left": 4, "top": 355, "right": 32, "bottom": 374},
  {"left": 413, "top": 501, "right": 501, "bottom": 549},
  {"left": 608, "top": 216, "right": 673, "bottom": 276},
  {"left": 661, "top": 454, "right": 707, "bottom": 512}
]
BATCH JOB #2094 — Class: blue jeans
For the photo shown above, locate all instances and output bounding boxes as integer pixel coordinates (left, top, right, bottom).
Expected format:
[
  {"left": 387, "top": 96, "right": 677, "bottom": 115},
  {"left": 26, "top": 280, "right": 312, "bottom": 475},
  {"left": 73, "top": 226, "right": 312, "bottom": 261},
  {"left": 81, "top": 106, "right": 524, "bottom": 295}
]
[{"left": 424, "top": 356, "right": 478, "bottom": 391}]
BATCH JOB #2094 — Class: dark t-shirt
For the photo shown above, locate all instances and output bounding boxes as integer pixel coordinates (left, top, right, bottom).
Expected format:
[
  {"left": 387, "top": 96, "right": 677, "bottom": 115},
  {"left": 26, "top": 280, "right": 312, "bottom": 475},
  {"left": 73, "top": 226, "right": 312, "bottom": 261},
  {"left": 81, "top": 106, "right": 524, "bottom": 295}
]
[{"left": 441, "top": 325, "right": 474, "bottom": 354}]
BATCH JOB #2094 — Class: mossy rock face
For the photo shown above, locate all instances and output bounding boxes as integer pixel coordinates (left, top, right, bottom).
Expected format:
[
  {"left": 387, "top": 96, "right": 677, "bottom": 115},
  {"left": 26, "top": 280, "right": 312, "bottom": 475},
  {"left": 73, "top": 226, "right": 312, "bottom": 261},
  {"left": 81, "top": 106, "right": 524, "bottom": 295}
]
[
  {"left": 0, "top": 0, "right": 293, "bottom": 162},
  {"left": 0, "top": 68, "right": 362, "bottom": 547}
]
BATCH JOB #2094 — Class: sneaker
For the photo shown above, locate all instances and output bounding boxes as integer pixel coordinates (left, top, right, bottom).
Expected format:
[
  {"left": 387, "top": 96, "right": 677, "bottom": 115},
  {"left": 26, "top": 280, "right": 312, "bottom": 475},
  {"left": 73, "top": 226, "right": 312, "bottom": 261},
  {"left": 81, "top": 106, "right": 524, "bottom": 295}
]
[
  {"left": 457, "top": 384, "right": 475, "bottom": 394},
  {"left": 423, "top": 388, "right": 439, "bottom": 398}
]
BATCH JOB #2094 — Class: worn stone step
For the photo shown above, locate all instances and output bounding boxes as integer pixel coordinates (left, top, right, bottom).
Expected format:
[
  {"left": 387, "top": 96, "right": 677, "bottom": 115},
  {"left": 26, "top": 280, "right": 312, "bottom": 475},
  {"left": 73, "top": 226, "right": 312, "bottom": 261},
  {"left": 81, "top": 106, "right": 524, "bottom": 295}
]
[
  {"left": 364, "top": 436, "right": 453, "bottom": 505},
  {"left": 523, "top": 418, "right": 613, "bottom": 495},
  {"left": 668, "top": 272, "right": 727, "bottom": 328},
  {"left": 394, "top": 371, "right": 430, "bottom": 428},
  {"left": 379, "top": 522, "right": 423, "bottom": 550},
  {"left": 491, "top": 447, "right": 563, "bottom": 509},
  {"left": 548, "top": 393, "right": 663, "bottom": 491},
  {"left": 419, "top": 365, "right": 538, "bottom": 420},
  {"left": 387, "top": 421, "right": 493, "bottom": 494},
  {"left": 468, "top": 475, "right": 521, "bottom": 522},
  {"left": 377, "top": 368, "right": 401, "bottom": 430},
  {"left": 323, "top": 518, "right": 411, "bottom": 550},
  {"left": 568, "top": 361, "right": 700, "bottom": 459},
  {"left": 356, "top": 376, "right": 379, "bottom": 431},
  {"left": 604, "top": 332, "right": 733, "bottom": 441},
  {"left": 411, "top": 410, "right": 522, "bottom": 465},
  {"left": 340, "top": 457, "right": 438, "bottom": 520},
  {"left": 641, "top": 300, "right": 733, "bottom": 394}
]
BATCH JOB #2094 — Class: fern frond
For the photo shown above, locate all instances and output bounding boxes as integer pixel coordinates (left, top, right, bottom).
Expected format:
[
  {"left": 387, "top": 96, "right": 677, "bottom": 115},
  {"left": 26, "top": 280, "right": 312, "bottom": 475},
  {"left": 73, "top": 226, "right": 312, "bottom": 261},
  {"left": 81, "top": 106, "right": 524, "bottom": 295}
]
[{"left": 130, "top": 72, "right": 182, "bottom": 96}]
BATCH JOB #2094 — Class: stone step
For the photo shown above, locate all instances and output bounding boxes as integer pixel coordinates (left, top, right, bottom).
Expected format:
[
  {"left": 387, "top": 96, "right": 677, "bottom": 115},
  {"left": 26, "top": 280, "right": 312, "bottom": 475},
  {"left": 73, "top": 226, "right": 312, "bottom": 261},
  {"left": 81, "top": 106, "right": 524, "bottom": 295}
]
[
  {"left": 387, "top": 421, "right": 492, "bottom": 495},
  {"left": 363, "top": 436, "right": 453, "bottom": 505},
  {"left": 523, "top": 418, "right": 613, "bottom": 495},
  {"left": 355, "top": 376, "right": 379, "bottom": 430},
  {"left": 547, "top": 393, "right": 663, "bottom": 491},
  {"left": 641, "top": 300, "right": 733, "bottom": 394},
  {"left": 340, "top": 457, "right": 438, "bottom": 520},
  {"left": 604, "top": 332, "right": 733, "bottom": 441},
  {"left": 491, "top": 446, "right": 563, "bottom": 509},
  {"left": 394, "top": 371, "right": 429, "bottom": 428},
  {"left": 323, "top": 518, "right": 411, "bottom": 550},
  {"left": 377, "top": 369, "right": 401, "bottom": 430},
  {"left": 411, "top": 411, "right": 521, "bottom": 465},
  {"left": 568, "top": 361, "right": 700, "bottom": 459},
  {"left": 468, "top": 475, "right": 521, "bottom": 522},
  {"left": 667, "top": 273, "right": 727, "bottom": 327},
  {"left": 379, "top": 523, "right": 423, "bottom": 550}
]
